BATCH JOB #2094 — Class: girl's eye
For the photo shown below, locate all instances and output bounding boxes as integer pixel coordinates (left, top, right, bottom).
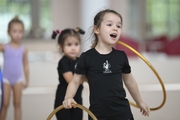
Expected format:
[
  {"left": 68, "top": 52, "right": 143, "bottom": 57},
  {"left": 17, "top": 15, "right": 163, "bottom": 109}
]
[
  {"left": 107, "top": 24, "right": 112, "bottom": 26},
  {"left": 67, "top": 43, "right": 72, "bottom": 46},
  {"left": 75, "top": 43, "right": 79, "bottom": 46},
  {"left": 12, "top": 30, "right": 17, "bottom": 33},
  {"left": 117, "top": 25, "right": 121, "bottom": 28}
]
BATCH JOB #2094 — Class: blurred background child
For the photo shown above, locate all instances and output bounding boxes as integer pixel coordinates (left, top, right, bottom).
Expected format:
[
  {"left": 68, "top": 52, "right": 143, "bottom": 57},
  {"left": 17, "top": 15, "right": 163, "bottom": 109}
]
[
  {"left": 52, "top": 27, "right": 85, "bottom": 120},
  {"left": 0, "top": 16, "right": 29, "bottom": 120}
]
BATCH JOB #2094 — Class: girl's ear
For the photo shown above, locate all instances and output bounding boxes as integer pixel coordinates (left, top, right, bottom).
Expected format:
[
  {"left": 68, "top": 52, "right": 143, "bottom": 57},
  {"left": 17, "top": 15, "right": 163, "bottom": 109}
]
[
  {"left": 94, "top": 25, "right": 100, "bottom": 34},
  {"left": 59, "top": 44, "right": 63, "bottom": 52}
]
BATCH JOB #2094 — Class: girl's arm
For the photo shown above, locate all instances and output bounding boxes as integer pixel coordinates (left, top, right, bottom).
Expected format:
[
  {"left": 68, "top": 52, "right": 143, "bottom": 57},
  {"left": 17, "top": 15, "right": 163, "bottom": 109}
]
[
  {"left": 0, "top": 44, "right": 5, "bottom": 52},
  {"left": 63, "top": 73, "right": 84, "bottom": 108},
  {"left": 122, "top": 73, "right": 150, "bottom": 116},
  {"left": 122, "top": 73, "right": 143, "bottom": 104},
  {"left": 23, "top": 47, "right": 29, "bottom": 88},
  {"left": 63, "top": 72, "right": 74, "bottom": 83},
  {"left": 63, "top": 72, "right": 87, "bottom": 84}
]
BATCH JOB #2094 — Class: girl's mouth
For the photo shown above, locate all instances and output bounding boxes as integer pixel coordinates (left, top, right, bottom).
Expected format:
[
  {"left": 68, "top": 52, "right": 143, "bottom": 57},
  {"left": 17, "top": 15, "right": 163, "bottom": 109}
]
[{"left": 110, "top": 33, "right": 117, "bottom": 38}]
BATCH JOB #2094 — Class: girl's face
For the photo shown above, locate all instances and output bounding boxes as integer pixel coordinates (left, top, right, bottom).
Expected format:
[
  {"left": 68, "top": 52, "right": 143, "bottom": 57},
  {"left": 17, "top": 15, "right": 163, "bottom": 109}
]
[
  {"left": 8, "top": 23, "right": 24, "bottom": 43},
  {"left": 94, "top": 13, "right": 122, "bottom": 46},
  {"left": 61, "top": 36, "right": 80, "bottom": 60}
]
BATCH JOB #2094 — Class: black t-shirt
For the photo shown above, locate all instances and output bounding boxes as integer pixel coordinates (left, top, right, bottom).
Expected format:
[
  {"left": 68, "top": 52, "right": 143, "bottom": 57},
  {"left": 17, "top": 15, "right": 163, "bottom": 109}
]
[
  {"left": 57, "top": 56, "right": 83, "bottom": 101},
  {"left": 76, "top": 48, "right": 133, "bottom": 120}
]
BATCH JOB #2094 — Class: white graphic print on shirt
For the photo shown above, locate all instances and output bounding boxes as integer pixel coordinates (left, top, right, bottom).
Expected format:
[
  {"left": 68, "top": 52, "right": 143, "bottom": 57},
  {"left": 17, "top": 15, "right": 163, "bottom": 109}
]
[
  {"left": 75, "top": 63, "right": 77, "bottom": 69},
  {"left": 103, "top": 60, "right": 112, "bottom": 73}
]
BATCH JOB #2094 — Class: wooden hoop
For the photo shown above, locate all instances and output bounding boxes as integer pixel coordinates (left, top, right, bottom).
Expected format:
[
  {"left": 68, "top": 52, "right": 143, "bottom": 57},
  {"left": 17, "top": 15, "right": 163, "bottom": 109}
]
[{"left": 46, "top": 104, "right": 97, "bottom": 120}]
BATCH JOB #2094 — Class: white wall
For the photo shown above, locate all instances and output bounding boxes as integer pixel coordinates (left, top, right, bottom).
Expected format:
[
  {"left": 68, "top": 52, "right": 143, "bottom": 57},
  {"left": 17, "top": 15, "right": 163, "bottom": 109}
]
[
  {"left": 51, "top": 0, "right": 80, "bottom": 30},
  {"left": 50, "top": 0, "right": 131, "bottom": 39}
]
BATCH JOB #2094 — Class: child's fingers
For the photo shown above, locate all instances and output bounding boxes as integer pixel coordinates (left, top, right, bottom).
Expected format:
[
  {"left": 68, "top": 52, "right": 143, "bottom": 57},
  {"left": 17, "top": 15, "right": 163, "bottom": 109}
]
[
  {"left": 71, "top": 100, "right": 77, "bottom": 108},
  {"left": 145, "top": 106, "right": 150, "bottom": 116},
  {"left": 63, "top": 100, "right": 71, "bottom": 109},
  {"left": 140, "top": 106, "right": 150, "bottom": 116},
  {"left": 67, "top": 100, "right": 72, "bottom": 108},
  {"left": 63, "top": 99, "right": 77, "bottom": 109},
  {"left": 144, "top": 107, "right": 150, "bottom": 116}
]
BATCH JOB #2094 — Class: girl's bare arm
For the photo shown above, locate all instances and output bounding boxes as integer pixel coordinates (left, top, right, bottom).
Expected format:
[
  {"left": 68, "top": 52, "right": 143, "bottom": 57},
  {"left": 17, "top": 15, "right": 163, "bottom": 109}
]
[
  {"left": 63, "top": 73, "right": 84, "bottom": 108},
  {"left": 122, "top": 73, "right": 143, "bottom": 105},
  {"left": 23, "top": 47, "right": 29, "bottom": 88},
  {"left": 65, "top": 73, "right": 83, "bottom": 99},
  {"left": 122, "top": 73, "right": 150, "bottom": 116},
  {"left": 63, "top": 72, "right": 87, "bottom": 84},
  {"left": 0, "top": 44, "right": 5, "bottom": 52},
  {"left": 63, "top": 72, "right": 74, "bottom": 83}
]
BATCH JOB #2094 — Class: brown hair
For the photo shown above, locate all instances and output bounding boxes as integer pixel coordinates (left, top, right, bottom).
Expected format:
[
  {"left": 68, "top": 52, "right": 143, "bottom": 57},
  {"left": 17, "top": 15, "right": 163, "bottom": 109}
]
[
  {"left": 8, "top": 16, "right": 24, "bottom": 33},
  {"left": 51, "top": 28, "right": 85, "bottom": 48},
  {"left": 91, "top": 9, "right": 123, "bottom": 48}
]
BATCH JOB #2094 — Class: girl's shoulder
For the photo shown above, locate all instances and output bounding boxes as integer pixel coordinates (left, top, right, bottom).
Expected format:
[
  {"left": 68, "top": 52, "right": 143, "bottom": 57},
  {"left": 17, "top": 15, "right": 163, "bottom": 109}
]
[
  {"left": 23, "top": 46, "right": 28, "bottom": 55},
  {"left": 58, "top": 56, "right": 70, "bottom": 64},
  {"left": 81, "top": 48, "right": 127, "bottom": 57},
  {"left": 79, "top": 48, "right": 95, "bottom": 59},
  {"left": 112, "top": 48, "right": 129, "bottom": 60},
  {"left": 81, "top": 48, "right": 96, "bottom": 55},
  {"left": 7, "top": 43, "right": 25, "bottom": 50},
  {"left": 113, "top": 48, "right": 126, "bottom": 55}
]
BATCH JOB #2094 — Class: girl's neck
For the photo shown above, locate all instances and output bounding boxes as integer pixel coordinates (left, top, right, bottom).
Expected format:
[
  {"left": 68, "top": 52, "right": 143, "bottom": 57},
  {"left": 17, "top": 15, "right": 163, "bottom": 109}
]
[
  {"left": 95, "top": 43, "right": 112, "bottom": 54},
  {"left": 64, "top": 54, "right": 77, "bottom": 60},
  {"left": 9, "top": 41, "right": 21, "bottom": 48}
]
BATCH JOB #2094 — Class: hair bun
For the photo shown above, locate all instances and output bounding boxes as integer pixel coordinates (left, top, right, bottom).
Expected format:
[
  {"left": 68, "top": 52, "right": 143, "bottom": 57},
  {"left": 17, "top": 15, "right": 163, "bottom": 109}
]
[
  {"left": 75, "top": 27, "right": 85, "bottom": 34},
  {"left": 13, "top": 15, "right": 19, "bottom": 20}
]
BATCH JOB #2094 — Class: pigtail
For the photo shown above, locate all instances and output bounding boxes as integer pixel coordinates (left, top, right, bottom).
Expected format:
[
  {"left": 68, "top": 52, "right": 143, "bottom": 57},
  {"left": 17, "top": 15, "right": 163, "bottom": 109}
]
[
  {"left": 75, "top": 27, "right": 85, "bottom": 35},
  {"left": 51, "top": 30, "right": 61, "bottom": 39},
  {"left": 52, "top": 28, "right": 84, "bottom": 46}
]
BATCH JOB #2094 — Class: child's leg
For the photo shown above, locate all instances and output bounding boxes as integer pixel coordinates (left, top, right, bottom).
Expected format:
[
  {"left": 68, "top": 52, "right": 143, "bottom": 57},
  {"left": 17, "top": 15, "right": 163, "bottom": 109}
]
[
  {"left": 0, "top": 83, "right": 11, "bottom": 120},
  {"left": 12, "top": 82, "right": 23, "bottom": 120}
]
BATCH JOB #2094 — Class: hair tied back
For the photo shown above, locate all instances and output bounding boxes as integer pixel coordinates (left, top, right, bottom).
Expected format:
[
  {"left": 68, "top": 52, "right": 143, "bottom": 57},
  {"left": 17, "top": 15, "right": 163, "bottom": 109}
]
[
  {"left": 55, "top": 30, "right": 61, "bottom": 34},
  {"left": 75, "top": 27, "right": 85, "bottom": 35},
  {"left": 12, "top": 15, "right": 19, "bottom": 21},
  {"left": 51, "top": 30, "right": 61, "bottom": 39}
]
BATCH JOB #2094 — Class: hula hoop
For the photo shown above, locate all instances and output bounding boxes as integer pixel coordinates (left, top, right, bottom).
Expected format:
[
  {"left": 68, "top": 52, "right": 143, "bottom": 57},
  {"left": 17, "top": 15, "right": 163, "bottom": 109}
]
[
  {"left": 46, "top": 104, "right": 97, "bottom": 120},
  {"left": 117, "top": 41, "right": 166, "bottom": 111},
  {"left": 0, "top": 68, "right": 4, "bottom": 113},
  {"left": 47, "top": 41, "right": 166, "bottom": 119}
]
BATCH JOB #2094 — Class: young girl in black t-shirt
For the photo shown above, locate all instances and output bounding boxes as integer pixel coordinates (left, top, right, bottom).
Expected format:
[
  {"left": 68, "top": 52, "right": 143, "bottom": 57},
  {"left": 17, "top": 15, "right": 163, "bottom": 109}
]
[
  {"left": 63, "top": 9, "right": 150, "bottom": 120},
  {"left": 52, "top": 28, "right": 85, "bottom": 120}
]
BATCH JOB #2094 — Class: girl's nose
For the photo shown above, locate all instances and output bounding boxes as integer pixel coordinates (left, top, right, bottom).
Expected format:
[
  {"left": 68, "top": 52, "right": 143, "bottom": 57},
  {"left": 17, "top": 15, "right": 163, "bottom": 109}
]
[
  {"left": 113, "top": 28, "right": 117, "bottom": 31},
  {"left": 113, "top": 26, "right": 117, "bottom": 31},
  {"left": 72, "top": 45, "right": 76, "bottom": 50}
]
